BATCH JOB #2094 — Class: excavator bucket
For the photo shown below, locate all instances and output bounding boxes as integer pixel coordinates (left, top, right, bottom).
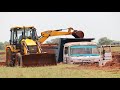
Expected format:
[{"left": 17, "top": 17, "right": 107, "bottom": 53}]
[
  {"left": 21, "top": 53, "right": 57, "bottom": 67},
  {"left": 72, "top": 30, "right": 84, "bottom": 38}
]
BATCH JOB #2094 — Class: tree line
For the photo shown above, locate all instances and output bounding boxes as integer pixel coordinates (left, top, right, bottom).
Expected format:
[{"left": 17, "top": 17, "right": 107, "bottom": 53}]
[
  {"left": 0, "top": 37, "right": 120, "bottom": 50},
  {"left": 0, "top": 41, "right": 9, "bottom": 50},
  {"left": 97, "top": 37, "right": 120, "bottom": 46},
  {"left": 46, "top": 37, "right": 120, "bottom": 46}
]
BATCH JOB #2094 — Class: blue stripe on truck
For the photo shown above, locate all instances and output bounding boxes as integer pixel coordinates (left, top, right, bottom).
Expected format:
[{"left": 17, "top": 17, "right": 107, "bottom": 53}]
[
  {"left": 70, "top": 54, "right": 99, "bottom": 56},
  {"left": 70, "top": 45, "right": 97, "bottom": 48}
]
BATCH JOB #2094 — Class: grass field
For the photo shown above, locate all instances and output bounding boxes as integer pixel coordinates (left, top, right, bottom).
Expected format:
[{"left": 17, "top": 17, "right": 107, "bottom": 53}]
[
  {"left": 0, "top": 64, "right": 120, "bottom": 78},
  {"left": 0, "top": 50, "right": 5, "bottom": 52},
  {"left": 0, "top": 47, "right": 120, "bottom": 78}
]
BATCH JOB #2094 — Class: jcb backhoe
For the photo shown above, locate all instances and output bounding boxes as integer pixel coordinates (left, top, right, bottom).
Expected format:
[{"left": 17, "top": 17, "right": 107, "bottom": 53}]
[{"left": 6, "top": 26, "right": 56, "bottom": 67}]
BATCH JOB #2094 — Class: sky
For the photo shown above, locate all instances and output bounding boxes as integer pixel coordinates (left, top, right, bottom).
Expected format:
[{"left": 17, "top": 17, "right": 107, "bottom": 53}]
[{"left": 0, "top": 12, "right": 120, "bottom": 43}]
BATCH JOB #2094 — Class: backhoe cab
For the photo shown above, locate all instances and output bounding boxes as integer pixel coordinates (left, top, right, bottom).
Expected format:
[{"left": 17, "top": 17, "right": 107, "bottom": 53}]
[{"left": 9, "top": 26, "right": 38, "bottom": 49}]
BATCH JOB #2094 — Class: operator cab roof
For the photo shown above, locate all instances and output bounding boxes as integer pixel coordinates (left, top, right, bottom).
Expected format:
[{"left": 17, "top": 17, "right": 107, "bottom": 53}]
[{"left": 10, "top": 26, "right": 35, "bottom": 31}]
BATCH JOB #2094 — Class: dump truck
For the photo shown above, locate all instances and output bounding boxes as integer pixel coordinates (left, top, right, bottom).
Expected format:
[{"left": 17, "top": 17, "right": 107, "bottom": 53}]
[
  {"left": 63, "top": 40, "right": 101, "bottom": 64},
  {"left": 6, "top": 26, "right": 56, "bottom": 67},
  {"left": 55, "top": 38, "right": 101, "bottom": 65},
  {"left": 41, "top": 38, "right": 102, "bottom": 65}
]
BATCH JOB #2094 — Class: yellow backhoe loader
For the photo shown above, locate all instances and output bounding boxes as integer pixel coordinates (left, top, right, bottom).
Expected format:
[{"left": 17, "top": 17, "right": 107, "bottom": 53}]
[{"left": 6, "top": 26, "right": 56, "bottom": 67}]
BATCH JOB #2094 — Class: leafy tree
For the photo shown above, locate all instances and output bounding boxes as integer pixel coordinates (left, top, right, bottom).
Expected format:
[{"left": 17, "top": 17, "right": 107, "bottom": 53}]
[
  {"left": 0, "top": 42, "right": 4, "bottom": 50},
  {"left": 98, "top": 37, "right": 114, "bottom": 45},
  {"left": 45, "top": 38, "right": 59, "bottom": 44},
  {"left": 46, "top": 41, "right": 52, "bottom": 44},
  {"left": 0, "top": 41, "right": 9, "bottom": 50},
  {"left": 50, "top": 38, "right": 59, "bottom": 44},
  {"left": 3, "top": 41, "right": 9, "bottom": 49}
]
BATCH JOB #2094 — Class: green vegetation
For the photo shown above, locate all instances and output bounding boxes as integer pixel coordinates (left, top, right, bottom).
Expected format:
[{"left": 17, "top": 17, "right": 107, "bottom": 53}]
[
  {"left": 0, "top": 64, "right": 120, "bottom": 78},
  {"left": 0, "top": 50, "right": 5, "bottom": 52},
  {"left": 98, "top": 37, "right": 120, "bottom": 46},
  {"left": 46, "top": 38, "right": 59, "bottom": 44},
  {"left": 98, "top": 37, "right": 113, "bottom": 45},
  {"left": 0, "top": 41, "right": 9, "bottom": 50}
]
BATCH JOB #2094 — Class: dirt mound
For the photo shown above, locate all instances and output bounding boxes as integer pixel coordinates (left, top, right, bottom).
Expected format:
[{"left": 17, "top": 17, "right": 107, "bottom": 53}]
[
  {"left": 104, "top": 61, "right": 120, "bottom": 67},
  {"left": 0, "top": 52, "right": 5, "bottom": 55},
  {"left": 0, "top": 62, "right": 6, "bottom": 66},
  {"left": 65, "top": 64, "right": 120, "bottom": 71},
  {"left": 0, "top": 52, "right": 6, "bottom": 66},
  {"left": 104, "top": 52, "right": 120, "bottom": 67}
]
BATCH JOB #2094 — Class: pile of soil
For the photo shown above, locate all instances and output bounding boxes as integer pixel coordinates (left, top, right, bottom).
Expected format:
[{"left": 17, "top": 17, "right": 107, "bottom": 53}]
[
  {"left": 0, "top": 62, "right": 5, "bottom": 66},
  {"left": 104, "top": 52, "right": 120, "bottom": 67},
  {"left": 0, "top": 52, "right": 5, "bottom": 54},
  {"left": 0, "top": 52, "right": 6, "bottom": 66}
]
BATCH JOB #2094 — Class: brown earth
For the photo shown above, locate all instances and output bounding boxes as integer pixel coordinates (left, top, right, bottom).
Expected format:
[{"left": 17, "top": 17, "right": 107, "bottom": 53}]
[
  {"left": 65, "top": 65, "right": 120, "bottom": 73},
  {"left": 0, "top": 52, "right": 6, "bottom": 66},
  {"left": 0, "top": 52, "right": 5, "bottom": 54},
  {"left": 104, "top": 52, "right": 120, "bottom": 68},
  {"left": 0, "top": 50, "right": 120, "bottom": 69}
]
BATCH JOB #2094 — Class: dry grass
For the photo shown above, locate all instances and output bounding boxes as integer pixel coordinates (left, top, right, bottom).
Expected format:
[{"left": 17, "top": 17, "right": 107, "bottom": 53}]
[
  {"left": 0, "top": 64, "right": 120, "bottom": 78},
  {"left": 0, "top": 48, "right": 120, "bottom": 78}
]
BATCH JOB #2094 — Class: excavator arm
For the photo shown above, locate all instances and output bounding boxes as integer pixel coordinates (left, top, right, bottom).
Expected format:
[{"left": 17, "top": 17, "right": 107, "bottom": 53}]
[{"left": 38, "top": 27, "right": 84, "bottom": 43}]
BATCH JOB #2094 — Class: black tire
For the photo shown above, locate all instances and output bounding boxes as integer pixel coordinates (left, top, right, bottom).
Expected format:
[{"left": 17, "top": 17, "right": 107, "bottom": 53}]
[
  {"left": 6, "top": 48, "right": 15, "bottom": 67},
  {"left": 15, "top": 53, "right": 23, "bottom": 67}
]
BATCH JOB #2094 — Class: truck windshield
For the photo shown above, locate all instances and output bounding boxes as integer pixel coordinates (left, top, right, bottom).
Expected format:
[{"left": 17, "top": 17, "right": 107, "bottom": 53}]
[{"left": 70, "top": 45, "right": 99, "bottom": 56}]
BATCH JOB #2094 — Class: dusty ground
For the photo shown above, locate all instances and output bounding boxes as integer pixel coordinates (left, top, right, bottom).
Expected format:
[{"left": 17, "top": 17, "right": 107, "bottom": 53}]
[
  {"left": 66, "top": 64, "right": 120, "bottom": 70},
  {"left": 0, "top": 54, "right": 120, "bottom": 78},
  {"left": 64, "top": 64, "right": 120, "bottom": 76},
  {"left": 0, "top": 51, "right": 120, "bottom": 72},
  {"left": 0, "top": 52, "right": 6, "bottom": 66}
]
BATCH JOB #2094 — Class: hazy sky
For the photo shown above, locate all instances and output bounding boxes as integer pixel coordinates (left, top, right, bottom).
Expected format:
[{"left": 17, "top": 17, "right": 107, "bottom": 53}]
[{"left": 0, "top": 12, "right": 120, "bottom": 43}]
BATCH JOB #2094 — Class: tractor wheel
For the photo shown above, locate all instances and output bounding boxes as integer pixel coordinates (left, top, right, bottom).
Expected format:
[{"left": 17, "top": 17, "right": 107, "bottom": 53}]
[
  {"left": 15, "top": 53, "right": 23, "bottom": 67},
  {"left": 6, "top": 48, "right": 15, "bottom": 67}
]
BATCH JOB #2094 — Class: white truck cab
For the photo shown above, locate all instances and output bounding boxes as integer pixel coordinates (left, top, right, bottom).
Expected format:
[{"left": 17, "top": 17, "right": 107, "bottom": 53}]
[{"left": 63, "top": 42, "right": 102, "bottom": 64}]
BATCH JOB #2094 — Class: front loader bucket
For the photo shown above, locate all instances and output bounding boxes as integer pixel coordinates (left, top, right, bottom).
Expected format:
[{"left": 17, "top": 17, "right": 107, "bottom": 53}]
[{"left": 22, "top": 53, "right": 57, "bottom": 67}]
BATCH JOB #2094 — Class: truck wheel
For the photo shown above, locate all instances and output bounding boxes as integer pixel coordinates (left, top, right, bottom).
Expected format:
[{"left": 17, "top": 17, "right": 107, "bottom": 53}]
[
  {"left": 6, "top": 48, "right": 15, "bottom": 67},
  {"left": 15, "top": 53, "right": 23, "bottom": 67}
]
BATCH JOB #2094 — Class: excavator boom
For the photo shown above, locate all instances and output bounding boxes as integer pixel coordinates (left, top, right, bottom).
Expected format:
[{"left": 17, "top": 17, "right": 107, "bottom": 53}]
[{"left": 38, "top": 27, "right": 84, "bottom": 43}]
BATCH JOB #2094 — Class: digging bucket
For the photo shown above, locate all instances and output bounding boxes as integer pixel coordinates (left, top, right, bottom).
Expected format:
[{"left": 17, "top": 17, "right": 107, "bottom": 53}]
[{"left": 72, "top": 30, "right": 84, "bottom": 38}]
